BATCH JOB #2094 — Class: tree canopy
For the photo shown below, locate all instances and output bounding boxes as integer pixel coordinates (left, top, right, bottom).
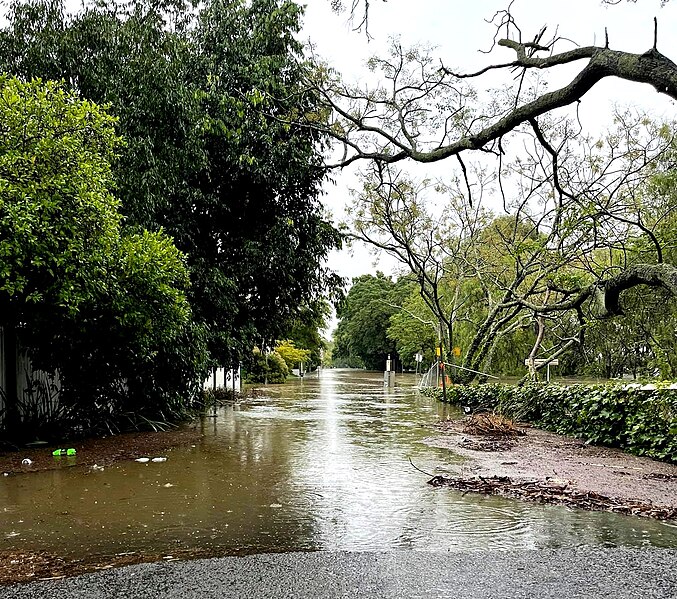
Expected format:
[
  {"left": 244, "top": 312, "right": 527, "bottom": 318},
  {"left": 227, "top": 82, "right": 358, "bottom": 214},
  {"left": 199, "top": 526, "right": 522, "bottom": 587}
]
[
  {"left": 333, "top": 273, "right": 412, "bottom": 370},
  {"left": 319, "top": 2, "right": 677, "bottom": 380},
  {"left": 0, "top": 0, "right": 343, "bottom": 436},
  {"left": 0, "top": 0, "right": 342, "bottom": 369}
]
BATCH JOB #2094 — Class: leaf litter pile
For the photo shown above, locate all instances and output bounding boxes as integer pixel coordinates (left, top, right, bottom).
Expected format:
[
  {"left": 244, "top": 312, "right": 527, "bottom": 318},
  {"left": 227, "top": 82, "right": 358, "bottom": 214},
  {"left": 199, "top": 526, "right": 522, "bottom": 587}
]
[
  {"left": 453, "top": 413, "right": 526, "bottom": 451},
  {"left": 462, "top": 412, "right": 526, "bottom": 437}
]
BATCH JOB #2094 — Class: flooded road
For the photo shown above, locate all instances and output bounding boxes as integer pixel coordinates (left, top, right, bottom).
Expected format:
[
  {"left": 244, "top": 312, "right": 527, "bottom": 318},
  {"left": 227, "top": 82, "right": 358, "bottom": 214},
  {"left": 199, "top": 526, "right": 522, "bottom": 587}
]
[{"left": 1, "top": 369, "right": 677, "bottom": 562}]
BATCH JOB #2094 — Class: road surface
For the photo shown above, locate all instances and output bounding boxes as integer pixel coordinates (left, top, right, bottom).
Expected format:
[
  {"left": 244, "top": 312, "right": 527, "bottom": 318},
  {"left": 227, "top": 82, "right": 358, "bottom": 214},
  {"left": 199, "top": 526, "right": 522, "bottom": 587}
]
[{"left": 1, "top": 548, "right": 676, "bottom": 598}]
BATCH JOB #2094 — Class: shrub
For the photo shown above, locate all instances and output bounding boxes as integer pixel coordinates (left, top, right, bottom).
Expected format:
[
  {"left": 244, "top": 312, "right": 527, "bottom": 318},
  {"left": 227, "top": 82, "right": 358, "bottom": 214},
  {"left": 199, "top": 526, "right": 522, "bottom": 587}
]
[
  {"left": 244, "top": 348, "right": 289, "bottom": 384},
  {"left": 431, "top": 382, "right": 677, "bottom": 463}
]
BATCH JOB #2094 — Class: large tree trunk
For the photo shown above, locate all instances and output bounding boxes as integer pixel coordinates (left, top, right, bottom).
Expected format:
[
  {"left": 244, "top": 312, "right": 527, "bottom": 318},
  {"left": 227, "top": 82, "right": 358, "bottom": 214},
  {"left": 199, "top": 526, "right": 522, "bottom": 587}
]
[
  {"left": 594, "top": 263, "right": 677, "bottom": 317},
  {"left": 526, "top": 313, "right": 546, "bottom": 381}
]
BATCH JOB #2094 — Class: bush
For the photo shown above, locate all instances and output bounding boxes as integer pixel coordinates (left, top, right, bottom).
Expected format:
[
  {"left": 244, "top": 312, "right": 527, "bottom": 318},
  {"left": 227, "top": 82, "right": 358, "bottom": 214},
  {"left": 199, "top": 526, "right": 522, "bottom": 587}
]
[
  {"left": 202, "top": 387, "right": 239, "bottom": 407},
  {"left": 244, "top": 348, "right": 289, "bottom": 384},
  {"left": 430, "top": 382, "right": 677, "bottom": 463}
]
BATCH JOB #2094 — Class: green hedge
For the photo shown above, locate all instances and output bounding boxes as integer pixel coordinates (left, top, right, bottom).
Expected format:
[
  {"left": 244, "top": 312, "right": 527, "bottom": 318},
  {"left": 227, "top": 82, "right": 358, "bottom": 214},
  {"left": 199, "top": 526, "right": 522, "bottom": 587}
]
[{"left": 425, "top": 383, "right": 677, "bottom": 463}]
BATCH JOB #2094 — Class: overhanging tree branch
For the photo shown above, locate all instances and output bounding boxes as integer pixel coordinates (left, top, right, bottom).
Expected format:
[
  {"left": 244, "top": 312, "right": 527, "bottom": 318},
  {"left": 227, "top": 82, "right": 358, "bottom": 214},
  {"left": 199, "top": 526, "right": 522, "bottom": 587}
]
[{"left": 317, "top": 40, "right": 677, "bottom": 167}]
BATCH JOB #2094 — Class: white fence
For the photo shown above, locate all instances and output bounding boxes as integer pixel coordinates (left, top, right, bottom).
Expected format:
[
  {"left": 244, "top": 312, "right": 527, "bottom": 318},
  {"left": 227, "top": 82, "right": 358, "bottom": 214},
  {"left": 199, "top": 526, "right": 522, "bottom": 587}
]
[
  {"left": 203, "top": 366, "right": 241, "bottom": 392},
  {"left": 0, "top": 326, "right": 61, "bottom": 428},
  {"left": 1, "top": 326, "right": 241, "bottom": 428}
]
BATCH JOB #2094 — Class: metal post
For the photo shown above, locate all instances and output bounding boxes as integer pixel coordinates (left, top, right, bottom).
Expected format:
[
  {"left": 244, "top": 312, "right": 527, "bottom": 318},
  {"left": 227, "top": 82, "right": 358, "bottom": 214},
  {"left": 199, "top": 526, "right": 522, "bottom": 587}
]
[{"left": 384, "top": 354, "right": 395, "bottom": 387}]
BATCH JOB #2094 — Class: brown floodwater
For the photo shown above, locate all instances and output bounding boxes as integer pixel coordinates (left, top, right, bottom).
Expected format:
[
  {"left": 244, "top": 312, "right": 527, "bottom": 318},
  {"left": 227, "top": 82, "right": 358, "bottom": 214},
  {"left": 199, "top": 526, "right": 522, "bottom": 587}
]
[{"left": 1, "top": 369, "right": 677, "bottom": 562}]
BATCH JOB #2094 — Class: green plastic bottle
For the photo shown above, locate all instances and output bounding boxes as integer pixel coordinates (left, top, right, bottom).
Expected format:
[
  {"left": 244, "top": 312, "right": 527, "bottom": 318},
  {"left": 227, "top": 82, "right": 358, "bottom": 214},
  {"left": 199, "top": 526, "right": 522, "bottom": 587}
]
[{"left": 52, "top": 448, "right": 77, "bottom": 456}]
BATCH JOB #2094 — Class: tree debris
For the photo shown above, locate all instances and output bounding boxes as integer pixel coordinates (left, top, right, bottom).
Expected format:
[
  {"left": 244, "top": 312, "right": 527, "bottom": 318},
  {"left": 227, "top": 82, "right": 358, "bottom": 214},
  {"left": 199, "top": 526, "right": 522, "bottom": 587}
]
[
  {"left": 462, "top": 413, "right": 526, "bottom": 437},
  {"left": 427, "top": 475, "right": 677, "bottom": 521},
  {"left": 458, "top": 438, "right": 515, "bottom": 452},
  {"left": 643, "top": 472, "right": 677, "bottom": 481}
]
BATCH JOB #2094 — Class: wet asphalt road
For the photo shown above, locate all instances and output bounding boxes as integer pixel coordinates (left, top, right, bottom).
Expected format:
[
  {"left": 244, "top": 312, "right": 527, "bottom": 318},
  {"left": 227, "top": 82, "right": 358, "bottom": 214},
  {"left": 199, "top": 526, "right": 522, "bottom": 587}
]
[{"left": 1, "top": 549, "right": 676, "bottom": 599}]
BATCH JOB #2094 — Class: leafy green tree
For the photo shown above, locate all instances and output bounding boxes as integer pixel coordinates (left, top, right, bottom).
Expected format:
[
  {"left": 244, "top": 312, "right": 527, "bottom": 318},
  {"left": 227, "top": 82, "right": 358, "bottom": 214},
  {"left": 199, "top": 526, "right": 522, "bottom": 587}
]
[
  {"left": 0, "top": 76, "right": 202, "bottom": 437},
  {"left": 275, "top": 340, "right": 311, "bottom": 371},
  {"left": 191, "top": 0, "right": 342, "bottom": 361},
  {"left": 282, "top": 303, "right": 331, "bottom": 367},
  {"left": 385, "top": 278, "right": 445, "bottom": 371},
  {"left": 245, "top": 347, "right": 289, "bottom": 383},
  {"left": 333, "top": 273, "right": 401, "bottom": 370}
]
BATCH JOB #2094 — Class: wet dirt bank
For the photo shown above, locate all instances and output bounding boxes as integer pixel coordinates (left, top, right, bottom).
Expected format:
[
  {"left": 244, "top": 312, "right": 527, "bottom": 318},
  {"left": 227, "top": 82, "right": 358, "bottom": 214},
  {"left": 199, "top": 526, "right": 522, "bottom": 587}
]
[{"left": 424, "top": 417, "right": 677, "bottom": 520}]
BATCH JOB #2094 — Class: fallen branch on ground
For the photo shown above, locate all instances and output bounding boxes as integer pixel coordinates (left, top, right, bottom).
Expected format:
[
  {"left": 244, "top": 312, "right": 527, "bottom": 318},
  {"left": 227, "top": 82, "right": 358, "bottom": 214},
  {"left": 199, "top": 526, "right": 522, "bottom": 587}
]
[{"left": 428, "top": 475, "right": 677, "bottom": 521}]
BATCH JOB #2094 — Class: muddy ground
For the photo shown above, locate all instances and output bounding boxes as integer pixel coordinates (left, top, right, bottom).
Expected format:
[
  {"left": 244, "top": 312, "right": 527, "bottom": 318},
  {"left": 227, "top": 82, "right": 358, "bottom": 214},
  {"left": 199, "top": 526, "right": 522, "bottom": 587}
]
[
  {"left": 423, "top": 417, "right": 677, "bottom": 514},
  {"left": 0, "top": 425, "right": 206, "bottom": 585}
]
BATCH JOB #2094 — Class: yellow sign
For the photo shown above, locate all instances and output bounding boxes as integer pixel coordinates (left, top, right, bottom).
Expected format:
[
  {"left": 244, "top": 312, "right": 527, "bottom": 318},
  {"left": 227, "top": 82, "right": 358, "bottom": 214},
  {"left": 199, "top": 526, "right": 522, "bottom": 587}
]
[
  {"left": 435, "top": 347, "right": 441, "bottom": 357},
  {"left": 452, "top": 347, "right": 461, "bottom": 357}
]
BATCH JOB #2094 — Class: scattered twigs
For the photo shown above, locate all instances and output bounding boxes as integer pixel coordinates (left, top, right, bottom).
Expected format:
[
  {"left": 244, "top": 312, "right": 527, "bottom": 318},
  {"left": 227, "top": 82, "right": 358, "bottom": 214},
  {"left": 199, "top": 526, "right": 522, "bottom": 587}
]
[
  {"left": 643, "top": 472, "right": 677, "bottom": 481},
  {"left": 428, "top": 475, "right": 677, "bottom": 521},
  {"left": 458, "top": 438, "right": 515, "bottom": 452}
]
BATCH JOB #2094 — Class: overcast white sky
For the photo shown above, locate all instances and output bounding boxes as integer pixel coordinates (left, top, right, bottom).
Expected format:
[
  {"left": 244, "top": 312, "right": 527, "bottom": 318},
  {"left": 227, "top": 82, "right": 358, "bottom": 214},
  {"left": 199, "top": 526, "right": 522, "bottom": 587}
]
[{"left": 300, "top": 0, "right": 677, "bottom": 284}]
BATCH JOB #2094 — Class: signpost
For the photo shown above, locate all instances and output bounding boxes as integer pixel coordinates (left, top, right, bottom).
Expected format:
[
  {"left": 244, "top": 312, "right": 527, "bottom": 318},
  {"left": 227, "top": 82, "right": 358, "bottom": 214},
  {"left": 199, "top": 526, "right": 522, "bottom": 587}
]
[
  {"left": 524, "top": 358, "right": 560, "bottom": 382},
  {"left": 384, "top": 354, "right": 395, "bottom": 388},
  {"left": 414, "top": 352, "right": 423, "bottom": 378}
]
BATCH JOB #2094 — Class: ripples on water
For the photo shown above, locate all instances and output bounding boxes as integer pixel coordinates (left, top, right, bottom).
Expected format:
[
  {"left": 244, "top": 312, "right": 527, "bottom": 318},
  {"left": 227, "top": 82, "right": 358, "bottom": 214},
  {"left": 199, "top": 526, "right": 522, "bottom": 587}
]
[{"left": 1, "top": 369, "right": 677, "bottom": 559}]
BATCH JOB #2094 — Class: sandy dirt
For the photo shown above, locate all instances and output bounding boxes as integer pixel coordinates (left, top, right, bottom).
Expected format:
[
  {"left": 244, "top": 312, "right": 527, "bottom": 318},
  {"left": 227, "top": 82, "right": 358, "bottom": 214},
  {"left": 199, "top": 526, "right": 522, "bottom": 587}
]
[{"left": 424, "top": 418, "right": 677, "bottom": 509}]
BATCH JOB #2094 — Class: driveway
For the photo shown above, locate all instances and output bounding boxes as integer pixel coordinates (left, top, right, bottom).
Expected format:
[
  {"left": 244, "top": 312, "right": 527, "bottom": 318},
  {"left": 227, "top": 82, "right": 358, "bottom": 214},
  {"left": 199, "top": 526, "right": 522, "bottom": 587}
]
[{"left": 1, "top": 548, "right": 675, "bottom": 598}]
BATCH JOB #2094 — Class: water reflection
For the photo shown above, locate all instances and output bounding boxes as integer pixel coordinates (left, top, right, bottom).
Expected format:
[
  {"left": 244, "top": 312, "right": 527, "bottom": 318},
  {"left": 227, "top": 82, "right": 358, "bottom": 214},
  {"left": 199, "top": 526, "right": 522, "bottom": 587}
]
[{"left": 1, "top": 369, "right": 676, "bottom": 560}]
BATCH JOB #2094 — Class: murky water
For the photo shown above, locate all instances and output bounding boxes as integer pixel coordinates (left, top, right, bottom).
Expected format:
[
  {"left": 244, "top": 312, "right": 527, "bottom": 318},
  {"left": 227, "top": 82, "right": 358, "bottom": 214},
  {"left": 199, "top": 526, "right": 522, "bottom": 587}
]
[{"left": 2, "top": 369, "right": 677, "bottom": 560}]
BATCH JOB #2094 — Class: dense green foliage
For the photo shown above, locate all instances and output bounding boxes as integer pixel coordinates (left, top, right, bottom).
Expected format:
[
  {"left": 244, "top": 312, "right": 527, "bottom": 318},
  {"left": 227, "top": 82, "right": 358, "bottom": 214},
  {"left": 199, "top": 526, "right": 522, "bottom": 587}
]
[
  {"left": 0, "top": 0, "right": 340, "bottom": 356},
  {"left": 281, "top": 303, "right": 331, "bottom": 368},
  {"left": 429, "top": 383, "right": 677, "bottom": 463},
  {"left": 244, "top": 348, "right": 290, "bottom": 384},
  {"left": 0, "top": 0, "right": 341, "bottom": 435},
  {"left": 0, "top": 76, "right": 203, "bottom": 437},
  {"left": 275, "top": 340, "right": 311, "bottom": 371}
]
